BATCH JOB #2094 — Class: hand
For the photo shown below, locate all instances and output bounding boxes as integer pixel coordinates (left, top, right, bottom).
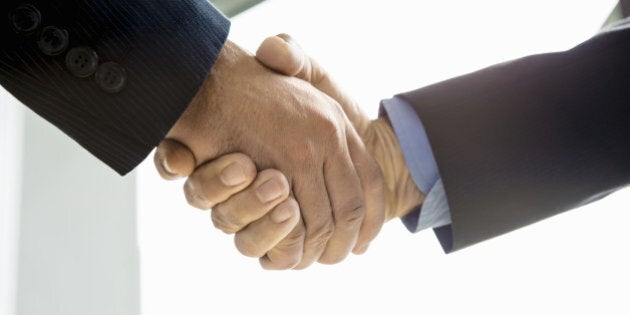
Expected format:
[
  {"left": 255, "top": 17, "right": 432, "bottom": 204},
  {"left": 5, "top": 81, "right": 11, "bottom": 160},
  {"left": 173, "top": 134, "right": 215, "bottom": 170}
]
[
  {"left": 154, "top": 35, "right": 425, "bottom": 269},
  {"left": 256, "top": 34, "right": 425, "bottom": 220},
  {"left": 155, "top": 140, "right": 303, "bottom": 269},
  {"left": 161, "top": 39, "right": 385, "bottom": 268}
]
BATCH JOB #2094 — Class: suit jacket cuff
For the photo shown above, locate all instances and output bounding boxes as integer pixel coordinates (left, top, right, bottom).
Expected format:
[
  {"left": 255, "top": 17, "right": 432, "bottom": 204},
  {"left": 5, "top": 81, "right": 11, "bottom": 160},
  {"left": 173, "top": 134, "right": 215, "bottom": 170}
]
[
  {"left": 380, "top": 97, "right": 452, "bottom": 232},
  {"left": 0, "top": 0, "right": 230, "bottom": 175}
]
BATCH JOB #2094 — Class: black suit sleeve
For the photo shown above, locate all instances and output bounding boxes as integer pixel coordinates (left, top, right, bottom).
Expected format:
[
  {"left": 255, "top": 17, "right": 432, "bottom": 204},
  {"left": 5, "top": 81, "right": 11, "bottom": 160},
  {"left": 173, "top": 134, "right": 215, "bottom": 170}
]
[
  {"left": 0, "top": 0, "right": 230, "bottom": 175},
  {"left": 399, "top": 22, "right": 630, "bottom": 252}
]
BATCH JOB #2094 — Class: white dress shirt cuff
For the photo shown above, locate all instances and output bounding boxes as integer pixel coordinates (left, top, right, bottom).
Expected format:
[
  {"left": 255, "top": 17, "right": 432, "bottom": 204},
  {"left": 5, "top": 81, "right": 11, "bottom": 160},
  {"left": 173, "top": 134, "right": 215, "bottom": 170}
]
[{"left": 381, "top": 96, "right": 452, "bottom": 232}]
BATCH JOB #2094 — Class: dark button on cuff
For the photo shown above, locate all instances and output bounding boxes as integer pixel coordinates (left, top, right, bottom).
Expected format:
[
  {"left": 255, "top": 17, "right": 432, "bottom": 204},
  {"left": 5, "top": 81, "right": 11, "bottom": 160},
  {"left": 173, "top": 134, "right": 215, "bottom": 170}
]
[
  {"left": 66, "top": 47, "right": 99, "bottom": 78},
  {"left": 95, "top": 62, "right": 127, "bottom": 93},
  {"left": 37, "top": 26, "right": 69, "bottom": 56},
  {"left": 9, "top": 4, "right": 41, "bottom": 34}
]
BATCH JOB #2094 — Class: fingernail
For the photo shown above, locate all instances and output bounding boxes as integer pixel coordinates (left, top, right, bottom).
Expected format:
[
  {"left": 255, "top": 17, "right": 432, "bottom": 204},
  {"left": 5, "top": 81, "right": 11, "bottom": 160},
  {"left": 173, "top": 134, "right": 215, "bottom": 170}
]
[
  {"left": 220, "top": 163, "right": 248, "bottom": 186},
  {"left": 276, "top": 34, "right": 298, "bottom": 48},
  {"left": 276, "top": 33, "right": 290, "bottom": 42},
  {"left": 161, "top": 157, "right": 176, "bottom": 176},
  {"left": 256, "top": 178, "right": 283, "bottom": 203},
  {"left": 271, "top": 203, "right": 294, "bottom": 224}
]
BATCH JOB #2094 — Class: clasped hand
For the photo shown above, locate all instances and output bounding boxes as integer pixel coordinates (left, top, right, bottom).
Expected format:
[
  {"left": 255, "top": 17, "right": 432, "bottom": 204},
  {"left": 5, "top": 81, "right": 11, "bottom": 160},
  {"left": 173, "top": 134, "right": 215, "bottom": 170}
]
[{"left": 154, "top": 34, "right": 424, "bottom": 270}]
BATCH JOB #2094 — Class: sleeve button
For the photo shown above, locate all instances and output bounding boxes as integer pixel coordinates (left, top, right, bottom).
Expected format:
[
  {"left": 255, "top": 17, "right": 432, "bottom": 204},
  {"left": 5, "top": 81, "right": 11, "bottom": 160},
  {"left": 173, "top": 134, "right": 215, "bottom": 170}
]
[
  {"left": 9, "top": 4, "right": 41, "bottom": 34},
  {"left": 37, "top": 26, "right": 69, "bottom": 56},
  {"left": 95, "top": 62, "right": 127, "bottom": 94},
  {"left": 65, "top": 47, "right": 99, "bottom": 78}
]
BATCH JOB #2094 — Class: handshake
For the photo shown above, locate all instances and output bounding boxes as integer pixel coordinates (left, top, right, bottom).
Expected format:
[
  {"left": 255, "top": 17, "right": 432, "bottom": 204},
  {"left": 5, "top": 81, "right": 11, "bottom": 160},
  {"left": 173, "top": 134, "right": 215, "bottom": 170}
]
[
  {"left": 3, "top": 0, "right": 626, "bottom": 275},
  {"left": 152, "top": 34, "right": 425, "bottom": 270}
]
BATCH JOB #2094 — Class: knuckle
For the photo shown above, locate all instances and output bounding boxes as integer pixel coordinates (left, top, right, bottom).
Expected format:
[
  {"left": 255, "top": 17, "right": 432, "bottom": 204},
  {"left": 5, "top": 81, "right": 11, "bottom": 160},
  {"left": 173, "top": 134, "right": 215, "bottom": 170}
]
[
  {"left": 262, "top": 228, "right": 304, "bottom": 270},
  {"left": 234, "top": 235, "right": 265, "bottom": 258},
  {"left": 274, "top": 250, "right": 303, "bottom": 270},
  {"left": 290, "top": 140, "right": 317, "bottom": 165},
  {"left": 276, "top": 255, "right": 302, "bottom": 270},
  {"left": 184, "top": 180, "right": 212, "bottom": 210},
  {"left": 320, "top": 118, "right": 344, "bottom": 147},
  {"left": 293, "top": 259, "right": 315, "bottom": 270},
  {"left": 307, "top": 104, "right": 338, "bottom": 131},
  {"left": 305, "top": 221, "right": 334, "bottom": 249},
  {"left": 211, "top": 206, "right": 241, "bottom": 234},
  {"left": 336, "top": 204, "right": 365, "bottom": 228},
  {"left": 318, "top": 115, "right": 338, "bottom": 135},
  {"left": 318, "top": 253, "right": 345, "bottom": 265},
  {"left": 288, "top": 114, "right": 343, "bottom": 164},
  {"left": 278, "top": 227, "right": 305, "bottom": 251}
]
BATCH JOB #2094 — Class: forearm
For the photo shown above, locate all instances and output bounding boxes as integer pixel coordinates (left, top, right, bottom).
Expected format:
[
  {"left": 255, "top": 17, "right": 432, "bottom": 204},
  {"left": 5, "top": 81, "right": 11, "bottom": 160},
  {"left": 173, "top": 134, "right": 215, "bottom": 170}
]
[{"left": 364, "top": 116, "right": 424, "bottom": 221}]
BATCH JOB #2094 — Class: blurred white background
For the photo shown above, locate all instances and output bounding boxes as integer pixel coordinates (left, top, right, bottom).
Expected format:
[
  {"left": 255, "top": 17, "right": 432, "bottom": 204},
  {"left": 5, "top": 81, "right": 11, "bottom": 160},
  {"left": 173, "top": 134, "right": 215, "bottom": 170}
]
[
  {"left": 2, "top": 1, "right": 628, "bottom": 315},
  {"left": 138, "top": 1, "right": 629, "bottom": 315}
]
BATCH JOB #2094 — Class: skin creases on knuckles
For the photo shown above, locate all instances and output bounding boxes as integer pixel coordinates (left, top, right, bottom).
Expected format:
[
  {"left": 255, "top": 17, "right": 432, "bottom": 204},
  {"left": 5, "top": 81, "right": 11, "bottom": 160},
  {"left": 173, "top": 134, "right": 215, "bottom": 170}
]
[{"left": 167, "top": 40, "right": 377, "bottom": 266}]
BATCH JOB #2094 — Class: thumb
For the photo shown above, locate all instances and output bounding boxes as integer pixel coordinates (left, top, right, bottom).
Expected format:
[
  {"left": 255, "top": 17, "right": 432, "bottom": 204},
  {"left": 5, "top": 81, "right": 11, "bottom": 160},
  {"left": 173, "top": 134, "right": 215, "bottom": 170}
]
[
  {"left": 256, "top": 34, "right": 369, "bottom": 134},
  {"left": 154, "top": 139, "right": 197, "bottom": 180},
  {"left": 255, "top": 34, "right": 310, "bottom": 79}
]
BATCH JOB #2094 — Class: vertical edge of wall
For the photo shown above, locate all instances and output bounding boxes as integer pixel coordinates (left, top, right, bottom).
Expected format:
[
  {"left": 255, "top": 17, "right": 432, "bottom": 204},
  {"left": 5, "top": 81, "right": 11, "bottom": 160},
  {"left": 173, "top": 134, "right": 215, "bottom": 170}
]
[
  {"left": 0, "top": 91, "right": 24, "bottom": 315},
  {"left": 15, "top": 109, "right": 140, "bottom": 315}
]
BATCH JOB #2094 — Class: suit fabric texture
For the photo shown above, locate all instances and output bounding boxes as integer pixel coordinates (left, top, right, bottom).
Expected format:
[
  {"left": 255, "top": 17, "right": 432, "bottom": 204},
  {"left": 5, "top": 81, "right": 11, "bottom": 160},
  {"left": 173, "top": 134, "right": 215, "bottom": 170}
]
[
  {"left": 399, "top": 21, "right": 630, "bottom": 252},
  {"left": 0, "top": 0, "right": 229, "bottom": 175},
  {"left": 1, "top": 1, "right": 628, "bottom": 253}
]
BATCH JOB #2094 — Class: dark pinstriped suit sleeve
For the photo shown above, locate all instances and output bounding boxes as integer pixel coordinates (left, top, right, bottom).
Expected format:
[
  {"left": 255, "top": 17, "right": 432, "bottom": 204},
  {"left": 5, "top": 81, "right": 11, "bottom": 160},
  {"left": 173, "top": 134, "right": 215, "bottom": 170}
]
[
  {"left": 398, "top": 24, "right": 630, "bottom": 252},
  {"left": 0, "top": 0, "right": 230, "bottom": 175}
]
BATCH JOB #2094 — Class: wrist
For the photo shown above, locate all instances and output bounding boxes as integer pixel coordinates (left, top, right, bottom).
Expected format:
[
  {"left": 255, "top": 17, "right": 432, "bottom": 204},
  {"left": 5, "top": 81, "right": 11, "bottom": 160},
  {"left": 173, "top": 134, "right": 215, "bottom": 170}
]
[{"left": 365, "top": 117, "right": 425, "bottom": 221}]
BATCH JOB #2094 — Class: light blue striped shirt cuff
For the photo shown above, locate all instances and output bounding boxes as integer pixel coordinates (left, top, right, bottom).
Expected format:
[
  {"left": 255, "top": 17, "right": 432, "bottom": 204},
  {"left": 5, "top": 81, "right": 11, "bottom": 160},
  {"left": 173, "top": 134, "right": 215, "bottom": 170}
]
[{"left": 381, "top": 97, "right": 452, "bottom": 232}]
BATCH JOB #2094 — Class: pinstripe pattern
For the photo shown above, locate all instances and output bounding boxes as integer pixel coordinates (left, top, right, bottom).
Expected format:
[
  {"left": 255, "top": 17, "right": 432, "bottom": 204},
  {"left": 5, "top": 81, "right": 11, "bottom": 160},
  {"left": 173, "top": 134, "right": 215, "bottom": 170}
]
[{"left": 0, "top": 0, "right": 230, "bottom": 175}]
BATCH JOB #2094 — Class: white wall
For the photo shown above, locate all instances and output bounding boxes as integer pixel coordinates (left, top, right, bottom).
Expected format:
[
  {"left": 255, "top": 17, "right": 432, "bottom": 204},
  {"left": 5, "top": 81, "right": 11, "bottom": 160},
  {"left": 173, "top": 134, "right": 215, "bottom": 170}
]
[
  {"left": 0, "top": 89, "right": 23, "bottom": 315},
  {"left": 9, "top": 103, "right": 140, "bottom": 315}
]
